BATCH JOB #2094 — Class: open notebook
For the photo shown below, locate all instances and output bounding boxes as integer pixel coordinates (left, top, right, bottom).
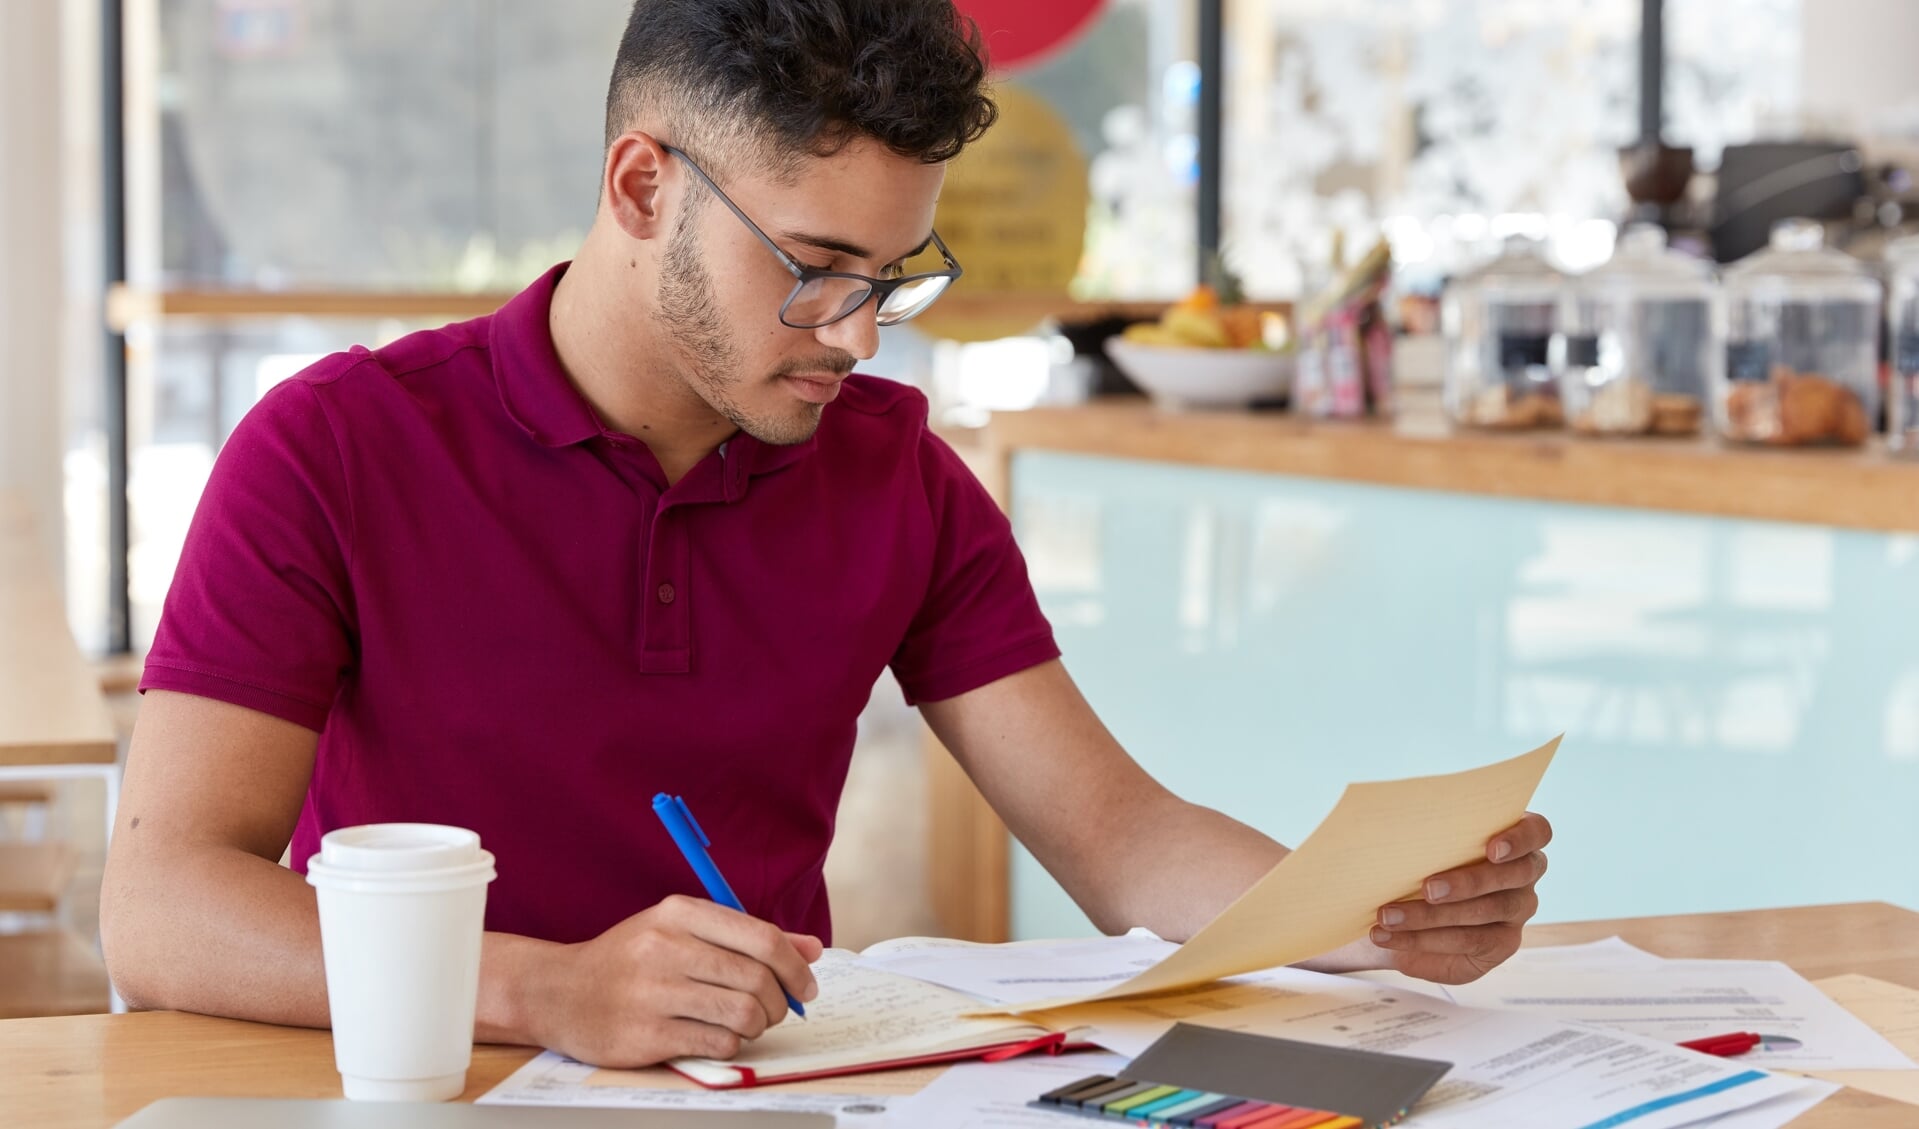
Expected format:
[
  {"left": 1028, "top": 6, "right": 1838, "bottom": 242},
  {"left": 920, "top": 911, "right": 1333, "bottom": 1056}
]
[
  {"left": 668, "top": 948, "right": 1087, "bottom": 1089},
  {"left": 674, "top": 739, "right": 1559, "bottom": 1089}
]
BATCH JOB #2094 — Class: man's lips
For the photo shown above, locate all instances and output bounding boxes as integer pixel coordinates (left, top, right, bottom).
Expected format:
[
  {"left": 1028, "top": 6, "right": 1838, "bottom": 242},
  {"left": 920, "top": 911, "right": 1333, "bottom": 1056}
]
[{"left": 782, "top": 373, "right": 845, "bottom": 404}]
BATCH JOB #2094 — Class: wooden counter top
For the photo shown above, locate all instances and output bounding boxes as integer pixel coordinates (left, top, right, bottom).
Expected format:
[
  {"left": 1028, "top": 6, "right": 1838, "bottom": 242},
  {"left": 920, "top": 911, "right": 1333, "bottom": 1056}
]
[
  {"left": 5, "top": 903, "right": 1915, "bottom": 1128},
  {"left": 1526, "top": 901, "right": 1919, "bottom": 988},
  {"left": 0, "top": 1011, "right": 532, "bottom": 1127},
  {"left": 985, "top": 400, "right": 1919, "bottom": 535}
]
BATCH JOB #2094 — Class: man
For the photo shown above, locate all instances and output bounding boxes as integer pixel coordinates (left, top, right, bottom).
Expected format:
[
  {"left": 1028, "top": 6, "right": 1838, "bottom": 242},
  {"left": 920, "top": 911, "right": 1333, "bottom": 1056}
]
[{"left": 102, "top": 0, "right": 1551, "bottom": 1069}]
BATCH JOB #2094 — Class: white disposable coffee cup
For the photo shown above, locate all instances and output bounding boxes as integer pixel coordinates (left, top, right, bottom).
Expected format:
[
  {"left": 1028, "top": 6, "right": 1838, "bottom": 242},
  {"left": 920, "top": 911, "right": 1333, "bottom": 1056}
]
[{"left": 306, "top": 823, "right": 497, "bottom": 1102}]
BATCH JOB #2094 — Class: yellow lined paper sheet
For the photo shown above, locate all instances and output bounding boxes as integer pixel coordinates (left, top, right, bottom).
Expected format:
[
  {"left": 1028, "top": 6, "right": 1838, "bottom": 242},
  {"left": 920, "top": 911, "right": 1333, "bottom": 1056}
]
[
  {"left": 994, "top": 735, "right": 1561, "bottom": 1015},
  {"left": 1808, "top": 974, "right": 1919, "bottom": 1107}
]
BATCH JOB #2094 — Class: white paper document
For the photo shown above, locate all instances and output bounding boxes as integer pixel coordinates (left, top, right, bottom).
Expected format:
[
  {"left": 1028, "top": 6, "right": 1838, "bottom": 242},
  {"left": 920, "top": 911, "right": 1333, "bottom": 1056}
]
[
  {"left": 1446, "top": 958, "right": 1918, "bottom": 1071},
  {"left": 1807, "top": 973, "right": 1919, "bottom": 1107},
  {"left": 855, "top": 931, "right": 1178, "bottom": 1006},
  {"left": 1052, "top": 966, "right": 1808, "bottom": 1129},
  {"left": 478, "top": 1050, "right": 909, "bottom": 1118},
  {"left": 1338, "top": 967, "right": 1459, "bottom": 1001},
  {"left": 1337, "top": 939, "right": 1666, "bottom": 1004},
  {"left": 1685, "top": 1080, "right": 1840, "bottom": 1129},
  {"left": 877, "top": 1051, "right": 1131, "bottom": 1128},
  {"left": 1503, "top": 936, "right": 1668, "bottom": 971}
]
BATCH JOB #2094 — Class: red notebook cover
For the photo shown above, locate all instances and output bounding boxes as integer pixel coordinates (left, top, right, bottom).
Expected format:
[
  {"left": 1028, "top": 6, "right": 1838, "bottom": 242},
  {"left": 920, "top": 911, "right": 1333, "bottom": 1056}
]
[{"left": 668, "top": 1031, "right": 1097, "bottom": 1090}]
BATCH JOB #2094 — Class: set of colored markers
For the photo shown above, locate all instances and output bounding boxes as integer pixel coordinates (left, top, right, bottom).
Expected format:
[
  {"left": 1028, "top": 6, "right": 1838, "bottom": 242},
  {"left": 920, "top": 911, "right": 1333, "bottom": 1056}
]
[{"left": 1031, "top": 1073, "right": 1369, "bottom": 1128}]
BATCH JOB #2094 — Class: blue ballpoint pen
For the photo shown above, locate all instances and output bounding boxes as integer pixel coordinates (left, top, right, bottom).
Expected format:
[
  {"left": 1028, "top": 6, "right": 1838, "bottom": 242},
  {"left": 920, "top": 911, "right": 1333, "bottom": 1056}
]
[{"left": 652, "top": 792, "right": 807, "bottom": 1019}]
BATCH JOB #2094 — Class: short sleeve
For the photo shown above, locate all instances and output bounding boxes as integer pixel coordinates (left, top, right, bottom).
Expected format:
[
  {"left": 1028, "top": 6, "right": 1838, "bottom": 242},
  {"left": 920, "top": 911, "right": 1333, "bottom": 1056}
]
[
  {"left": 890, "top": 427, "right": 1059, "bottom": 705},
  {"left": 139, "top": 368, "right": 360, "bottom": 731}
]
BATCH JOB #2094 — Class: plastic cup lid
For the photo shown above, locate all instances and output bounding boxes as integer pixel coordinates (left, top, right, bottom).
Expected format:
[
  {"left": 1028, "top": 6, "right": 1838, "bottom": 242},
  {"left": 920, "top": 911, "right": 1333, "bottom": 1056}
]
[{"left": 316, "top": 823, "right": 483, "bottom": 874}]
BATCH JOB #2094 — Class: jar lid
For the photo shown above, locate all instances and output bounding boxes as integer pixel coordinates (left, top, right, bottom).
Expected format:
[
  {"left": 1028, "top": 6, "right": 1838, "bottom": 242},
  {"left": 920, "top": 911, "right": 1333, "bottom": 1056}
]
[
  {"left": 1453, "top": 235, "right": 1565, "bottom": 301},
  {"left": 1580, "top": 223, "right": 1715, "bottom": 299},
  {"left": 1724, "top": 218, "right": 1882, "bottom": 301}
]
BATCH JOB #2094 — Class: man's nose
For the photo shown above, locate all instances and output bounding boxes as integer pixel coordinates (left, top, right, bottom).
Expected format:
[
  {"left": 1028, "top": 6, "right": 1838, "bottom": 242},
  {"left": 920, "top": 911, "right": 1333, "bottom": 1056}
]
[{"left": 815, "top": 300, "right": 880, "bottom": 361}]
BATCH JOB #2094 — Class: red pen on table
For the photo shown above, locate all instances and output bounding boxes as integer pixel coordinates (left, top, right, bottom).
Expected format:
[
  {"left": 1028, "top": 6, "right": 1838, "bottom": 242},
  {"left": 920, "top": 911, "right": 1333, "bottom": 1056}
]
[{"left": 1678, "top": 1031, "right": 1763, "bottom": 1057}]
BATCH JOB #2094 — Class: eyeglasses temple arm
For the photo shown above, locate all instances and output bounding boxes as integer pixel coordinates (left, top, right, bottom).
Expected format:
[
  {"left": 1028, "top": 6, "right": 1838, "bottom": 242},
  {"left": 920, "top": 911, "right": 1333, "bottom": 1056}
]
[{"left": 660, "top": 143, "right": 807, "bottom": 281}]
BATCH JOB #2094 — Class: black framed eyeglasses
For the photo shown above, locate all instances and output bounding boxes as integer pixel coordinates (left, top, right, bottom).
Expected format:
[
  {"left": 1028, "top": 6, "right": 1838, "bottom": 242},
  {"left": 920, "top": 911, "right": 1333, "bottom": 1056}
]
[{"left": 661, "top": 143, "right": 963, "bottom": 330}]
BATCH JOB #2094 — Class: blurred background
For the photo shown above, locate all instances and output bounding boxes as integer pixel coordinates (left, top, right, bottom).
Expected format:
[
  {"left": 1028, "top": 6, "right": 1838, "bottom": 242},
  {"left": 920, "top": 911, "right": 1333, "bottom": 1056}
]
[{"left": 3, "top": 0, "right": 1917, "bottom": 1019}]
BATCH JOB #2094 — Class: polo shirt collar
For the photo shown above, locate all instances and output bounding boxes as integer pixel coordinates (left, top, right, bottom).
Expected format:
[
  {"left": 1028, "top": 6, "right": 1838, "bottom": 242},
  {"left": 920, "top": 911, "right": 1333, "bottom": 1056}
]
[
  {"left": 492, "top": 263, "right": 603, "bottom": 448},
  {"left": 673, "top": 429, "right": 810, "bottom": 504},
  {"left": 730, "top": 430, "right": 816, "bottom": 496},
  {"left": 493, "top": 264, "right": 822, "bottom": 495}
]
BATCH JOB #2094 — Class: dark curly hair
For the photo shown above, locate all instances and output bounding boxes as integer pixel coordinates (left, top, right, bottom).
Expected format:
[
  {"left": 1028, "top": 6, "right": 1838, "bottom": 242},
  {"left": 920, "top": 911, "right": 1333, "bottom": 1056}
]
[{"left": 604, "top": 0, "right": 997, "bottom": 176}]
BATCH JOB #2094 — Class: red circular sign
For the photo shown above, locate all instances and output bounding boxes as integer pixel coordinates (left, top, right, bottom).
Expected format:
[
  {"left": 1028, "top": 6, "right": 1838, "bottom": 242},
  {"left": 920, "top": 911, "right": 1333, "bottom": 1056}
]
[{"left": 952, "top": 0, "right": 1106, "bottom": 71}]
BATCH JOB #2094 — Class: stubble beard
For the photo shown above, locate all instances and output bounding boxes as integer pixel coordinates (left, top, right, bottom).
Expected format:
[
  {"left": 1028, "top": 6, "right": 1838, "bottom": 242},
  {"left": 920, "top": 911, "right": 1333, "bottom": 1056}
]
[{"left": 656, "top": 216, "right": 826, "bottom": 447}]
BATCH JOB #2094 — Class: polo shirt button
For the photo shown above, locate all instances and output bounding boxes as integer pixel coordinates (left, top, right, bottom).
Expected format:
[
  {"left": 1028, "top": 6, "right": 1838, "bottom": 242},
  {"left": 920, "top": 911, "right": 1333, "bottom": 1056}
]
[{"left": 657, "top": 583, "right": 676, "bottom": 604}]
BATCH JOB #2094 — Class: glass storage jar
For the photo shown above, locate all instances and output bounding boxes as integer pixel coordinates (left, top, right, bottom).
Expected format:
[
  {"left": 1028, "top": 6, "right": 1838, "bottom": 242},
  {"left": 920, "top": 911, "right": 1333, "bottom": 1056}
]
[
  {"left": 1559, "top": 224, "right": 1715, "bottom": 437},
  {"left": 1716, "top": 219, "right": 1882, "bottom": 447},
  {"left": 1888, "top": 235, "right": 1919, "bottom": 454},
  {"left": 1442, "top": 237, "right": 1567, "bottom": 430}
]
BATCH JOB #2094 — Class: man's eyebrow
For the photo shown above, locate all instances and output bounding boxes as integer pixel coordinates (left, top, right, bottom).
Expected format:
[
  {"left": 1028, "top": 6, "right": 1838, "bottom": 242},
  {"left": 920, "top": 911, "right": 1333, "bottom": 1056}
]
[
  {"left": 781, "top": 230, "right": 936, "bottom": 264},
  {"left": 898, "top": 232, "right": 935, "bottom": 261}
]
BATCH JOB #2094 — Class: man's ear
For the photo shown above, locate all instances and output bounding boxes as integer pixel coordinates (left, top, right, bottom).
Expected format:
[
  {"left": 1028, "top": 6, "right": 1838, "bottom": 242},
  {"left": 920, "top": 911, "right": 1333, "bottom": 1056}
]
[{"left": 603, "top": 130, "right": 675, "bottom": 242}]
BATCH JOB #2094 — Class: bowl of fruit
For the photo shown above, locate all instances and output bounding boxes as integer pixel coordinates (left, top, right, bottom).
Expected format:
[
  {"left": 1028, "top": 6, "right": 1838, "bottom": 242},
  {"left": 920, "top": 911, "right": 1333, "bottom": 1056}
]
[{"left": 1106, "top": 283, "right": 1293, "bottom": 410}]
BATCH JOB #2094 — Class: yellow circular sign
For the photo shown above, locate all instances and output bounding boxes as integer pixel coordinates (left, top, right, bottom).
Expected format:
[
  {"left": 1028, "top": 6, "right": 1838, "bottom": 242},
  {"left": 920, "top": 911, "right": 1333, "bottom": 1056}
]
[{"left": 914, "top": 83, "right": 1089, "bottom": 343}]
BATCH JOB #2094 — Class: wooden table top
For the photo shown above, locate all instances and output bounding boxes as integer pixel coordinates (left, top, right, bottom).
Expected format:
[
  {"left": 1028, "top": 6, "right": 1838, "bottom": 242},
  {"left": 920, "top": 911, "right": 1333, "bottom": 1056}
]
[
  {"left": 986, "top": 400, "right": 1919, "bottom": 536},
  {"left": 4, "top": 902, "right": 1914, "bottom": 1128},
  {"left": 0, "top": 492, "right": 116, "bottom": 767}
]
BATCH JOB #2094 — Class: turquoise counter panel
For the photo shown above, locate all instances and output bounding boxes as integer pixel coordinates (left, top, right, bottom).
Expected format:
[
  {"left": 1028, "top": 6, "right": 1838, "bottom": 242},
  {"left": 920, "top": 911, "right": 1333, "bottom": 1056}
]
[{"left": 1008, "top": 449, "right": 1919, "bottom": 940}]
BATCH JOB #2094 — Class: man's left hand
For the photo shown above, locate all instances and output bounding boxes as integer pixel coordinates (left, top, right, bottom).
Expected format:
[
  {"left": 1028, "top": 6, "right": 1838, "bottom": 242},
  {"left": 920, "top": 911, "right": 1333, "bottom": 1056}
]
[{"left": 1367, "top": 812, "right": 1552, "bottom": 984}]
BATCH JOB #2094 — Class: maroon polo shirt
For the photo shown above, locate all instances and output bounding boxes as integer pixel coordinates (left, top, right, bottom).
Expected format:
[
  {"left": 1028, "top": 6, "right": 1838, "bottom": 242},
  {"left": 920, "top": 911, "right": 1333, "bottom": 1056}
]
[{"left": 141, "top": 264, "right": 1058, "bottom": 945}]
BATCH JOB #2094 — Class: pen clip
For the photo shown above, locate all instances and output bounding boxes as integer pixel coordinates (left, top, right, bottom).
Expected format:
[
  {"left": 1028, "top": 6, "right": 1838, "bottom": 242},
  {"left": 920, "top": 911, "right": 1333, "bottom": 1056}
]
[{"left": 673, "top": 795, "right": 711, "bottom": 848}]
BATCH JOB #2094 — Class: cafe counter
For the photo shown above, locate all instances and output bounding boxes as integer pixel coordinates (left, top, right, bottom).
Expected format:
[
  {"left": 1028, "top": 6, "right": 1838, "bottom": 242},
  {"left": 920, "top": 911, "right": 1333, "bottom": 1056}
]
[
  {"left": 926, "top": 398, "right": 1919, "bottom": 945},
  {"left": 979, "top": 399, "right": 1919, "bottom": 535}
]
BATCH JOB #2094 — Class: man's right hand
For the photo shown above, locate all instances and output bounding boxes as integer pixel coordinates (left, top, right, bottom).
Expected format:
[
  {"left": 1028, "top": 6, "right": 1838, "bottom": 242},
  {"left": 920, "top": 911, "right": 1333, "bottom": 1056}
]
[
  {"left": 524, "top": 894, "right": 823, "bottom": 1067},
  {"left": 102, "top": 694, "right": 823, "bottom": 1070}
]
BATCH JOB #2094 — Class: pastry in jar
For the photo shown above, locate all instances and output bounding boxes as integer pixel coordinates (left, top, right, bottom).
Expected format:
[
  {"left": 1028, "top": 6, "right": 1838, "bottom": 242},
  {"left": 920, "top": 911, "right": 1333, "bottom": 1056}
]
[
  {"left": 1572, "top": 378, "right": 1655, "bottom": 435},
  {"left": 1649, "top": 393, "right": 1703, "bottom": 436},
  {"left": 1468, "top": 384, "right": 1562, "bottom": 429},
  {"left": 1724, "top": 367, "right": 1869, "bottom": 445}
]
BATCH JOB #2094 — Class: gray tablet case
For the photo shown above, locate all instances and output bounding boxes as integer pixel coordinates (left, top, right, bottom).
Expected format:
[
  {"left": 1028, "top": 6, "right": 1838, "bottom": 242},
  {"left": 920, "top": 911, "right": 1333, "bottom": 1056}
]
[
  {"left": 115, "top": 1097, "right": 835, "bottom": 1128},
  {"left": 1123, "top": 1022, "right": 1452, "bottom": 1125}
]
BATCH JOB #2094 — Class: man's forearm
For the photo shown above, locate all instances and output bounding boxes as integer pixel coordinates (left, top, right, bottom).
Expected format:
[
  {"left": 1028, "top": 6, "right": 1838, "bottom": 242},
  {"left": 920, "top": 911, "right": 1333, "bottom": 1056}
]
[
  {"left": 476, "top": 930, "right": 565, "bottom": 1044},
  {"left": 922, "top": 665, "right": 1377, "bottom": 953},
  {"left": 1076, "top": 798, "right": 1394, "bottom": 972},
  {"left": 102, "top": 845, "right": 553, "bottom": 1044},
  {"left": 1078, "top": 797, "right": 1289, "bottom": 942},
  {"left": 103, "top": 845, "right": 331, "bottom": 1024}
]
